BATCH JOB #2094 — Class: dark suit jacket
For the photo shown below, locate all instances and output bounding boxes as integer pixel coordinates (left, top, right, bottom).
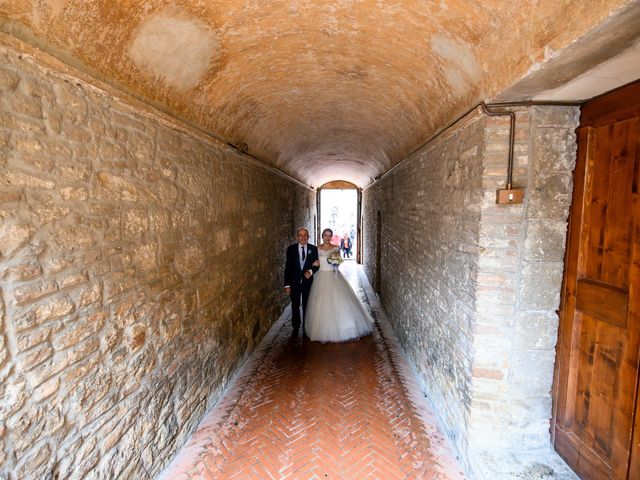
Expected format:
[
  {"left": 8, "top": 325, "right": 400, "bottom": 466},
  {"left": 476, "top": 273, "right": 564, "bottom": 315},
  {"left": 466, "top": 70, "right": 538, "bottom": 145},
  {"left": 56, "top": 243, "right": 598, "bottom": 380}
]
[{"left": 284, "top": 243, "right": 319, "bottom": 289}]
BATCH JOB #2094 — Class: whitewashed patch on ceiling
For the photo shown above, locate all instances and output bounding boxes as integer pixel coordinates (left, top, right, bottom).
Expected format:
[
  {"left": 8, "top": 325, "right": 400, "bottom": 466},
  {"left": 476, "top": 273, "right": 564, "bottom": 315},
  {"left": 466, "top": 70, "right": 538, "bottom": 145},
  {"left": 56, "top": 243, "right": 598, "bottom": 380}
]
[
  {"left": 431, "top": 34, "right": 482, "bottom": 98},
  {"left": 128, "top": 5, "right": 219, "bottom": 91}
]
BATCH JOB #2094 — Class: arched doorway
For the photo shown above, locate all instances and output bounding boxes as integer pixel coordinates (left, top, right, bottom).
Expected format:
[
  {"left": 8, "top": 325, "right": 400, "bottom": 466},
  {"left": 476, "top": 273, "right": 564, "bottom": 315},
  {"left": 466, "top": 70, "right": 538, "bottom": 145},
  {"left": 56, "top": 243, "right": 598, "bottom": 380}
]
[{"left": 317, "top": 180, "right": 361, "bottom": 263}]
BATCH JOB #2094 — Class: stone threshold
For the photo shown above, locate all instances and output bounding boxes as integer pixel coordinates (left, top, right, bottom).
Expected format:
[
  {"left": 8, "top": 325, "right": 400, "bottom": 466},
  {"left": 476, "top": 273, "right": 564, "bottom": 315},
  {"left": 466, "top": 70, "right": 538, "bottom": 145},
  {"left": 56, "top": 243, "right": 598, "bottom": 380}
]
[{"left": 469, "top": 448, "right": 579, "bottom": 480}]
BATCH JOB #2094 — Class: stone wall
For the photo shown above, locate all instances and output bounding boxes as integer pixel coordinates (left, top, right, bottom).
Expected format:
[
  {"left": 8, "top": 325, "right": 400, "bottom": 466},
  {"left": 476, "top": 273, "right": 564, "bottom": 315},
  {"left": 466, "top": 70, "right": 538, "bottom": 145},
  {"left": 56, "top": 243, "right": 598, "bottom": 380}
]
[
  {"left": 469, "top": 106, "right": 579, "bottom": 455},
  {"left": 362, "top": 106, "right": 579, "bottom": 474},
  {"left": 0, "top": 38, "right": 314, "bottom": 479},
  {"left": 362, "top": 112, "right": 485, "bottom": 457}
]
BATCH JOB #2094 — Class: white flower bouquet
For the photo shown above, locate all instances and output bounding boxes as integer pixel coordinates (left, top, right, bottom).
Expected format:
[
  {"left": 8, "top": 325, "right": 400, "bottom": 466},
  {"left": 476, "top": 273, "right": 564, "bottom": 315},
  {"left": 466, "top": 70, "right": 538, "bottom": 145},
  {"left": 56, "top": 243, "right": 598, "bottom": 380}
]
[{"left": 327, "top": 252, "right": 343, "bottom": 268}]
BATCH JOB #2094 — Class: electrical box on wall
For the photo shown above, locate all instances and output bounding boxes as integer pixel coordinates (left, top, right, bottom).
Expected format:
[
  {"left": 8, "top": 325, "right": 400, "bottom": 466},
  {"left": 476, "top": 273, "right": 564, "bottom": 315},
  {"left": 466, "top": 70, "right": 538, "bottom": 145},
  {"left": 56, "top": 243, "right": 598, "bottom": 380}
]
[{"left": 496, "top": 188, "right": 524, "bottom": 204}]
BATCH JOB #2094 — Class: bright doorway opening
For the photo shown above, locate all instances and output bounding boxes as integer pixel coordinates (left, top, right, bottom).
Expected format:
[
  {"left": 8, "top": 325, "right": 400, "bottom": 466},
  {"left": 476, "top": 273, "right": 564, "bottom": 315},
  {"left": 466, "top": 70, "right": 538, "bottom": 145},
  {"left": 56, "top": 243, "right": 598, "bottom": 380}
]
[{"left": 318, "top": 185, "right": 359, "bottom": 261}]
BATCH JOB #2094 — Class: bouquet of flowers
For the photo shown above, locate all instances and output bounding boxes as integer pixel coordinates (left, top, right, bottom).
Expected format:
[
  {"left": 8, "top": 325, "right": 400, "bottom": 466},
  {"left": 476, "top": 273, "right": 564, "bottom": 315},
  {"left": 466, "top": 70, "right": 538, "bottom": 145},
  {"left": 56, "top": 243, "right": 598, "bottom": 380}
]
[{"left": 327, "top": 252, "right": 343, "bottom": 269}]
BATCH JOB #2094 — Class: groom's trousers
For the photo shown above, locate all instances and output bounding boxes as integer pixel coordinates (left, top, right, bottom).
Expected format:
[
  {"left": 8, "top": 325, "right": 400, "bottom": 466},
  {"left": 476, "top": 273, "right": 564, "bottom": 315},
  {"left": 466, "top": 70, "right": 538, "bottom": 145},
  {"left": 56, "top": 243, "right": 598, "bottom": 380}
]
[{"left": 290, "top": 279, "right": 312, "bottom": 330}]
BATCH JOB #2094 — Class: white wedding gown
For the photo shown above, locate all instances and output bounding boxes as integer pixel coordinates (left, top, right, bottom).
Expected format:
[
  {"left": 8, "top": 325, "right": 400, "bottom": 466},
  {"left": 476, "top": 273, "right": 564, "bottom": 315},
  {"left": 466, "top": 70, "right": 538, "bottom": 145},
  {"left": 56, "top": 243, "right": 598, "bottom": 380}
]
[{"left": 304, "top": 247, "right": 374, "bottom": 342}]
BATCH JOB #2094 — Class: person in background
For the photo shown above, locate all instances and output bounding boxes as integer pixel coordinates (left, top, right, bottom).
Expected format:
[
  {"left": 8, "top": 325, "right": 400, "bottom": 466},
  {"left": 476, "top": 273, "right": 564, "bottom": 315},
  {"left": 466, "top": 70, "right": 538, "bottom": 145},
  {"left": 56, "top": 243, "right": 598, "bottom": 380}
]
[{"left": 340, "top": 233, "right": 352, "bottom": 258}]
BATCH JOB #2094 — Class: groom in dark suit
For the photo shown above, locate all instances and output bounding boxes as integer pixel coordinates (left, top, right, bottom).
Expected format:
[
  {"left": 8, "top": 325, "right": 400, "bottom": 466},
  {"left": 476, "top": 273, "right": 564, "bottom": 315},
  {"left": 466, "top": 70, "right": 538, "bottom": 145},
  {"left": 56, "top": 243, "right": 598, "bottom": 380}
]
[{"left": 284, "top": 227, "right": 319, "bottom": 334}]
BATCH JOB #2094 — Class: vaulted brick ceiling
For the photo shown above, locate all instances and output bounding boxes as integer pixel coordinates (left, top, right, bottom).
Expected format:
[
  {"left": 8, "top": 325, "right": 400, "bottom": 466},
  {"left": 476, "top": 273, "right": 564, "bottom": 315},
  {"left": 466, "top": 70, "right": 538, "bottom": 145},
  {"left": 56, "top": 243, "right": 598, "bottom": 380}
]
[{"left": 0, "top": 1, "right": 635, "bottom": 186}]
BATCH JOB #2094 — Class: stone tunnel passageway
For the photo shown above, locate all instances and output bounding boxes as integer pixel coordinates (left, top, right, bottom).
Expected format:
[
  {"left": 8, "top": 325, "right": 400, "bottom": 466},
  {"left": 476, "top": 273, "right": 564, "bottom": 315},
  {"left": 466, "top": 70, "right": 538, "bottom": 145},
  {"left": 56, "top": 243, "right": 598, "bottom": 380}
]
[
  {"left": 1, "top": 2, "right": 639, "bottom": 479},
  {"left": 158, "top": 263, "right": 466, "bottom": 480}
]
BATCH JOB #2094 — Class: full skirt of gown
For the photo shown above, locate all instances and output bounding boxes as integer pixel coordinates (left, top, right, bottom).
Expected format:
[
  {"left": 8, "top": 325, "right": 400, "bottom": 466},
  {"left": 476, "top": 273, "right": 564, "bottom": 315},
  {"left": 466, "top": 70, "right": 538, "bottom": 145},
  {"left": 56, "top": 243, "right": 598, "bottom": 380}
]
[{"left": 304, "top": 268, "right": 374, "bottom": 342}]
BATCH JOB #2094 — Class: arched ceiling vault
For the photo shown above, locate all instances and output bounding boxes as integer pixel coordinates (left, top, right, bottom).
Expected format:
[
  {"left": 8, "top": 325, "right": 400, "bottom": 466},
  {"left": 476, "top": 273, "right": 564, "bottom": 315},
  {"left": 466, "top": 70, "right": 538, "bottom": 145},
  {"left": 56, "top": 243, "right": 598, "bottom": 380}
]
[{"left": 1, "top": 1, "right": 638, "bottom": 187}]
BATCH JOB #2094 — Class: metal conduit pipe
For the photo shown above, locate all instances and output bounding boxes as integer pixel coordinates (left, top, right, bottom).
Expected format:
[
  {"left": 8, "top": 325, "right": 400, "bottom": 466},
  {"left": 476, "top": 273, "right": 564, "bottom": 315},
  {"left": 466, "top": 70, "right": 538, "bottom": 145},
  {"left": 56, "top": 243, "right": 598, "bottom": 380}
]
[
  {"left": 480, "top": 102, "right": 516, "bottom": 190},
  {"left": 362, "top": 100, "right": 582, "bottom": 192}
]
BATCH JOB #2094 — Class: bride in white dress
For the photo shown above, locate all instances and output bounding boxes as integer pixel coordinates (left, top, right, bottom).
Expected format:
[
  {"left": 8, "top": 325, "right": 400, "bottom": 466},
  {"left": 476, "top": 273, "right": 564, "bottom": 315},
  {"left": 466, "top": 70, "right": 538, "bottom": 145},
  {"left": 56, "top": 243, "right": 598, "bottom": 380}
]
[{"left": 304, "top": 228, "right": 374, "bottom": 342}]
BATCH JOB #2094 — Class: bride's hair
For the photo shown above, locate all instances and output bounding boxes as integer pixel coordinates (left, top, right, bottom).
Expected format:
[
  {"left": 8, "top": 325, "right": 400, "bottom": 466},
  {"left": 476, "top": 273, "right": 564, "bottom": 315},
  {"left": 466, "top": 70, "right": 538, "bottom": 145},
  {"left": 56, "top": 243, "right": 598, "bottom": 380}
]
[{"left": 322, "top": 228, "right": 333, "bottom": 237}]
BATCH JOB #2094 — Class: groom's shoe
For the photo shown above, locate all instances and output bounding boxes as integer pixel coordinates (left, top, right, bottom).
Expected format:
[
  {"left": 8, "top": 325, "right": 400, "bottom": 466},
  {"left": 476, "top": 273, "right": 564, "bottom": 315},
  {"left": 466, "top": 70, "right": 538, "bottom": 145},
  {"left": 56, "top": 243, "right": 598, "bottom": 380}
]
[{"left": 301, "top": 327, "right": 310, "bottom": 341}]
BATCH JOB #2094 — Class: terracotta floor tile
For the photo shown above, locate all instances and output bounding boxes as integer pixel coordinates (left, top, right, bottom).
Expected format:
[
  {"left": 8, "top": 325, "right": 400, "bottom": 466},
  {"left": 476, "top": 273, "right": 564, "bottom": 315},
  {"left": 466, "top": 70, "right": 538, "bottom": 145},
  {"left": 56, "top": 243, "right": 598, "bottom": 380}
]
[{"left": 159, "top": 264, "right": 466, "bottom": 480}]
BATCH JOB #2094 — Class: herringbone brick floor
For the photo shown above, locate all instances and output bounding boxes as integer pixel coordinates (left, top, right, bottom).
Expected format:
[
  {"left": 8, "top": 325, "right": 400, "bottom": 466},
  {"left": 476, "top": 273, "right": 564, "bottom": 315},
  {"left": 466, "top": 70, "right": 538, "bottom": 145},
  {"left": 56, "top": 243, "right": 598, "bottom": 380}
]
[{"left": 159, "top": 263, "right": 466, "bottom": 480}]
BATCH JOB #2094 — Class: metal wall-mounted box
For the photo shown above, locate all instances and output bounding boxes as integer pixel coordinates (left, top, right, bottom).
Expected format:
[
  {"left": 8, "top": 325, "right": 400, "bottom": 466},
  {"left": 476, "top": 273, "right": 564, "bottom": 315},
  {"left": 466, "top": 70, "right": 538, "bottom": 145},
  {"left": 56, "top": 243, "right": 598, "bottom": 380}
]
[{"left": 496, "top": 188, "right": 524, "bottom": 204}]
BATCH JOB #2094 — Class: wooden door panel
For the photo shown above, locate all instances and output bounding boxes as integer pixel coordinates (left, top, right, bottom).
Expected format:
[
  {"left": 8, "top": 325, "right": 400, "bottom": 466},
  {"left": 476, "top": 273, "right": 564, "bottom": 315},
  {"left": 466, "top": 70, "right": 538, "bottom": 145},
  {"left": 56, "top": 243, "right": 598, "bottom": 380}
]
[
  {"left": 575, "top": 279, "right": 628, "bottom": 328},
  {"left": 584, "top": 120, "right": 637, "bottom": 288},
  {"left": 554, "top": 81, "right": 640, "bottom": 480},
  {"left": 630, "top": 381, "right": 640, "bottom": 480},
  {"left": 575, "top": 313, "right": 623, "bottom": 457},
  {"left": 555, "top": 430, "right": 613, "bottom": 480}
]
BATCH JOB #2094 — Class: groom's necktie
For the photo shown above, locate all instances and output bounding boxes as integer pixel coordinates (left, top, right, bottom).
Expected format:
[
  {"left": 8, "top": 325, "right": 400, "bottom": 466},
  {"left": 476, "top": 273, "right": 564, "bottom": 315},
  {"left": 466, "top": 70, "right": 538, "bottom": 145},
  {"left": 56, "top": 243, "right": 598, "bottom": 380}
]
[{"left": 300, "top": 246, "right": 305, "bottom": 269}]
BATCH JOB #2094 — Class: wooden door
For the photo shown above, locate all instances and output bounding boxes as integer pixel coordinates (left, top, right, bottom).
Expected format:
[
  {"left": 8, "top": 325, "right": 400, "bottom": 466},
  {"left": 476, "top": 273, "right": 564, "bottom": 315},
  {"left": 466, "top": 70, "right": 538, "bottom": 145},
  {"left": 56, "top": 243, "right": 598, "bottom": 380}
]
[{"left": 554, "top": 81, "right": 640, "bottom": 480}]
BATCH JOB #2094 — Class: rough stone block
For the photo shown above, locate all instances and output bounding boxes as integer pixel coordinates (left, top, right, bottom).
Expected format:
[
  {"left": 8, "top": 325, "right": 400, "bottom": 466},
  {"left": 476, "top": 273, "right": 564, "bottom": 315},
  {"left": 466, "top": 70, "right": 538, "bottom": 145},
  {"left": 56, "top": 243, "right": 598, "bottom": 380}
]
[
  {"left": 0, "top": 170, "right": 54, "bottom": 190},
  {"left": 526, "top": 171, "right": 573, "bottom": 220},
  {"left": 123, "top": 208, "right": 149, "bottom": 237},
  {"left": 0, "top": 334, "right": 7, "bottom": 367},
  {"left": 16, "top": 325, "right": 53, "bottom": 352},
  {"left": 531, "top": 105, "right": 580, "bottom": 128},
  {"left": 532, "top": 127, "right": 577, "bottom": 172},
  {"left": 12, "top": 135, "right": 44, "bottom": 155},
  {"left": 28, "top": 195, "right": 71, "bottom": 226},
  {"left": 132, "top": 243, "right": 157, "bottom": 273},
  {"left": 12, "top": 280, "right": 57, "bottom": 305},
  {"left": 53, "top": 83, "right": 88, "bottom": 122},
  {"left": 62, "top": 121, "right": 92, "bottom": 143},
  {"left": 514, "top": 312, "right": 560, "bottom": 350},
  {"left": 58, "top": 272, "right": 89, "bottom": 290},
  {"left": 2, "top": 260, "right": 42, "bottom": 281},
  {"left": 5, "top": 90, "right": 43, "bottom": 118},
  {"left": 96, "top": 172, "right": 147, "bottom": 202},
  {"left": 523, "top": 220, "right": 568, "bottom": 262},
  {"left": 510, "top": 349, "right": 556, "bottom": 397},
  {"left": 50, "top": 222, "right": 95, "bottom": 252},
  {"left": 8, "top": 139, "right": 55, "bottom": 170},
  {"left": 126, "top": 132, "right": 155, "bottom": 163},
  {"left": 174, "top": 244, "right": 205, "bottom": 277},
  {"left": 60, "top": 351, "right": 101, "bottom": 387},
  {"left": 14, "top": 443, "right": 53, "bottom": 479},
  {"left": 52, "top": 311, "right": 106, "bottom": 350},
  {"left": 0, "top": 188, "right": 22, "bottom": 204},
  {"left": 17, "top": 342, "right": 54, "bottom": 371},
  {"left": 60, "top": 186, "right": 89, "bottom": 201},
  {"left": 518, "top": 263, "right": 563, "bottom": 310},
  {"left": 34, "top": 295, "right": 75, "bottom": 323},
  {"left": 0, "top": 67, "right": 20, "bottom": 90},
  {"left": 32, "top": 376, "right": 59, "bottom": 402},
  {"left": 57, "top": 159, "right": 92, "bottom": 183},
  {"left": 62, "top": 336, "right": 100, "bottom": 366},
  {"left": 509, "top": 397, "right": 552, "bottom": 430}
]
